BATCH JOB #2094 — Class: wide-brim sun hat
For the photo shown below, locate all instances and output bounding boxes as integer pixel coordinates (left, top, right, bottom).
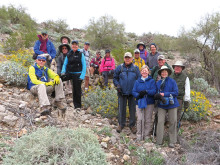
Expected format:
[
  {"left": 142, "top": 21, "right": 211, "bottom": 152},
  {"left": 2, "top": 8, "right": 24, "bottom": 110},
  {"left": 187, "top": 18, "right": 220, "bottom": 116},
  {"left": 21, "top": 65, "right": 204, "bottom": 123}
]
[
  {"left": 158, "top": 66, "right": 172, "bottom": 76},
  {"left": 59, "top": 44, "right": 71, "bottom": 52},
  {"left": 137, "top": 42, "right": 146, "bottom": 49},
  {"left": 60, "top": 36, "right": 71, "bottom": 44},
  {"left": 172, "top": 60, "right": 185, "bottom": 70}
]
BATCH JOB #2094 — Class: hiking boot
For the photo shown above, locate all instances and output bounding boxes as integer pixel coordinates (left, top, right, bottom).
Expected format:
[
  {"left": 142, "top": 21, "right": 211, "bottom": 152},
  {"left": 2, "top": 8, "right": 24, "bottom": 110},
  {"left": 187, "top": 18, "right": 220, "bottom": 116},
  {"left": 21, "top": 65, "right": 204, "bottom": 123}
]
[
  {"left": 168, "top": 143, "right": 175, "bottom": 148},
  {"left": 116, "top": 126, "right": 124, "bottom": 133},
  {"left": 54, "top": 100, "right": 67, "bottom": 110},
  {"left": 40, "top": 106, "right": 51, "bottom": 116},
  {"left": 130, "top": 126, "right": 137, "bottom": 134},
  {"left": 75, "top": 108, "right": 81, "bottom": 113}
]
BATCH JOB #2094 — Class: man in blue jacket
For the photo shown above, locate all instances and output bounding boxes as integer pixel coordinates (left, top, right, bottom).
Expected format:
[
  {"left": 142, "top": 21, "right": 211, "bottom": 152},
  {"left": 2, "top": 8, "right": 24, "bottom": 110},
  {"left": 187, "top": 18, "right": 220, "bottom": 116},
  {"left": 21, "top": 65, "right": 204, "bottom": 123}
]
[
  {"left": 61, "top": 40, "right": 86, "bottom": 111},
  {"left": 113, "top": 52, "right": 141, "bottom": 133},
  {"left": 33, "top": 30, "right": 56, "bottom": 67}
]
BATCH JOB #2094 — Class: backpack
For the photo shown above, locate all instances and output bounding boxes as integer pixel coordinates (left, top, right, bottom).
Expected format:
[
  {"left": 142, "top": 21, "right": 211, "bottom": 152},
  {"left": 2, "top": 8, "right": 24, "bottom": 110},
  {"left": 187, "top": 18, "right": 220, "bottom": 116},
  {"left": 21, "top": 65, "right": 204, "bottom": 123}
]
[{"left": 104, "top": 56, "right": 112, "bottom": 65}]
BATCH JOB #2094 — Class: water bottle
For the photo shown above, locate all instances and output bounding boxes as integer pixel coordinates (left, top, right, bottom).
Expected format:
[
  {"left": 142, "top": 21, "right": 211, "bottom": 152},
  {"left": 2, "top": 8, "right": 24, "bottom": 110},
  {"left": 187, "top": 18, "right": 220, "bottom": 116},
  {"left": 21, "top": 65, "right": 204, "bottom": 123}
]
[{"left": 169, "top": 94, "right": 174, "bottom": 105}]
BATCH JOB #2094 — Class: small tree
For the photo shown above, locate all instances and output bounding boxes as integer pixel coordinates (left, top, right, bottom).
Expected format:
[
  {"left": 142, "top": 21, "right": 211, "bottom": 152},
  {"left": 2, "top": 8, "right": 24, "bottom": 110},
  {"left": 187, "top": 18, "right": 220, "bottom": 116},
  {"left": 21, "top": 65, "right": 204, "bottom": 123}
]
[{"left": 85, "top": 15, "right": 126, "bottom": 50}]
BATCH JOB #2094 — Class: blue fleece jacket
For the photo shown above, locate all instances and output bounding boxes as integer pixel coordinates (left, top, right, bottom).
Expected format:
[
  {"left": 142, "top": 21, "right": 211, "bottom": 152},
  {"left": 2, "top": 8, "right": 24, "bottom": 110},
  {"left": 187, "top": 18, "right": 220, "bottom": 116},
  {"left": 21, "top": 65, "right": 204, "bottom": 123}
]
[
  {"left": 61, "top": 49, "right": 86, "bottom": 80},
  {"left": 156, "top": 77, "right": 179, "bottom": 109},
  {"left": 132, "top": 76, "right": 156, "bottom": 105},
  {"left": 113, "top": 63, "right": 141, "bottom": 95},
  {"left": 34, "top": 40, "right": 56, "bottom": 59}
]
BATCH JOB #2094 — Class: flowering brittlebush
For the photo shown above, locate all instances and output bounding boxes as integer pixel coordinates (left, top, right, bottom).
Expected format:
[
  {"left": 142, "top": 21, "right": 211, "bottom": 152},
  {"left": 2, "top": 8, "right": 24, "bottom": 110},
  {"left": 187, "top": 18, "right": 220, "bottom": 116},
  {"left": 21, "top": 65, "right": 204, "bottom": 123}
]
[{"left": 184, "top": 90, "right": 212, "bottom": 122}]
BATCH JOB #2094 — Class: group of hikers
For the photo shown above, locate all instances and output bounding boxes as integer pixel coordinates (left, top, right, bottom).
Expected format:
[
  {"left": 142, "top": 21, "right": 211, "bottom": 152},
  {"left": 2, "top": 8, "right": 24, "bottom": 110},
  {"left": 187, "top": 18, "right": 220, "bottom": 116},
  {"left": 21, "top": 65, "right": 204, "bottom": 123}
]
[{"left": 27, "top": 30, "right": 191, "bottom": 148}]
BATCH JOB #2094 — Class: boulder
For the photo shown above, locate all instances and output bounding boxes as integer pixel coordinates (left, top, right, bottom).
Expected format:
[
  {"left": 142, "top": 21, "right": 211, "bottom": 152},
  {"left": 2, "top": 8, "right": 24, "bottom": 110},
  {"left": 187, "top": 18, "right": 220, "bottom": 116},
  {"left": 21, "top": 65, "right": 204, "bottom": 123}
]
[{"left": 2, "top": 115, "right": 18, "bottom": 126}]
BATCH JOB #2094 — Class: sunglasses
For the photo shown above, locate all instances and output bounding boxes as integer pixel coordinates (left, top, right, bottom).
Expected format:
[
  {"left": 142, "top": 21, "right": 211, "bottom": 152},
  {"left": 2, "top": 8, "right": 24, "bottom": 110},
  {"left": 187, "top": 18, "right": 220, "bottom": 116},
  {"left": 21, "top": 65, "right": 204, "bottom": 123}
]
[
  {"left": 62, "top": 48, "right": 67, "bottom": 50},
  {"left": 38, "top": 59, "right": 46, "bottom": 62},
  {"left": 42, "top": 33, "right": 47, "bottom": 36}
]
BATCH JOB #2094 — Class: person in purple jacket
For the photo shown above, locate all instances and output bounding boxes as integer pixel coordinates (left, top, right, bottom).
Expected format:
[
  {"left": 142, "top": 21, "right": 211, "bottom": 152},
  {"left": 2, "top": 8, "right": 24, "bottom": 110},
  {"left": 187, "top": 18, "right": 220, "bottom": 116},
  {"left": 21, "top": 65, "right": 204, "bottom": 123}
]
[
  {"left": 137, "top": 42, "right": 148, "bottom": 63},
  {"left": 132, "top": 65, "right": 156, "bottom": 141},
  {"left": 155, "top": 66, "right": 179, "bottom": 148}
]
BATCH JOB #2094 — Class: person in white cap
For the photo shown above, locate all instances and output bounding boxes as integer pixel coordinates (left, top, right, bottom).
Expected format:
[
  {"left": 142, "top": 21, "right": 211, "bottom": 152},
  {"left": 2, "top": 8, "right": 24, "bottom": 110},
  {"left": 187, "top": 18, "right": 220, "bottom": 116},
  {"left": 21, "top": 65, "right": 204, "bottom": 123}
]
[
  {"left": 171, "top": 61, "right": 191, "bottom": 121},
  {"left": 151, "top": 55, "right": 173, "bottom": 82},
  {"left": 27, "top": 54, "right": 66, "bottom": 116},
  {"left": 113, "top": 52, "right": 141, "bottom": 134},
  {"left": 133, "top": 49, "right": 145, "bottom": 70}
]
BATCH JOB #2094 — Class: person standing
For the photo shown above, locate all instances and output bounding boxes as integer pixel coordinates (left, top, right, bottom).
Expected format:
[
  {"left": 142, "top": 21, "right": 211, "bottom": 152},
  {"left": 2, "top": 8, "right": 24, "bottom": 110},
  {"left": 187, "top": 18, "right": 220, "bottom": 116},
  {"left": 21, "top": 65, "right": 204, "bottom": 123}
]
[
  {"left": 100, "top": 49, "right": 115, "bottom": 87},
  {"left": 113, "top": 52, "right": 141, "bottom": 133},
  {"left": 33, "top": 30, "right": 56, "bottom": 67},
  {"left": 27, "top": 54, "right": 66, "bottom": 116},
  {"left": 155, "top": 66, "right": 179, "bottom": 148},
  {"left": 137, "top": 42, "right": 148, "bottom": 63},
  {"left": 132, "top": 65, "right": 156, "bottom": 141},
  {"left": 61, "top": 40, "right": 86, "bottom": 111},
  {"left": 133, "top": 49, "right": 145, "bottom": 70},
  {"left": 55, "top": 36, "right": 71, "bottom": 63},
  {"left": 81, "top": 42, "right": 91, "bottom": 91},
  {"left": 146, "top": 43, "right": 160, "bottom": 69},
  {"left": 171, "top": 61, "right": 191, "bottom": 121}
]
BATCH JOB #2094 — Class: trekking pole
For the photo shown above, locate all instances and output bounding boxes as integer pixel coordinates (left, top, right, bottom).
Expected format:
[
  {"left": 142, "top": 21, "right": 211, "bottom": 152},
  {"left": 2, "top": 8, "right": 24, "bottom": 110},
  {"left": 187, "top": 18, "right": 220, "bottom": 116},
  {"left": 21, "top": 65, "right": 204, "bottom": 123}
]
[
  {"left": 177, "top": 105, "right": 189, "bottom": 132},
  {"left": 152, "top": 112, "right": 158, "bottom": 141}
]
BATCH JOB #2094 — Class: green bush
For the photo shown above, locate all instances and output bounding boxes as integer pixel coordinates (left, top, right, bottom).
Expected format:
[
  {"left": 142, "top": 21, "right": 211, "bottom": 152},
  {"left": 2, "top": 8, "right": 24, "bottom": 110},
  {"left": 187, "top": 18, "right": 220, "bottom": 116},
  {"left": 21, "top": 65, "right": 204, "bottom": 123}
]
[
  {"left": 83, "top": 86, "right": 118, "bottom": 118},
  {"left": 136, "top": 147, "right": 165, "bottom": 165},
  {"left": 0, "top": 26, "right": 13, "bottom": 34},
  {"left": 193, "top": 78, "right": 209, "bottom": 92},
  {"left": 43, "top": 19, "right": 69, "bottom": 33},
  {"left": 3, "top": 127, "right": 107, "bottom": 165}
]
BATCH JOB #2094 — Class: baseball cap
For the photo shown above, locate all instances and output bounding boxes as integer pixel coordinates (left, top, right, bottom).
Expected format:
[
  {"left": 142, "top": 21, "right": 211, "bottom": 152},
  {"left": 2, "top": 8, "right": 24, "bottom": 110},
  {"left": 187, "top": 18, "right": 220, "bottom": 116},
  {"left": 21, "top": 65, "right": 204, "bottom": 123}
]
[
  {"left": 134, "top": 49, "right": 140, "bottom": 53},
  {"left": 157, "top": 55, "right": 165, "bottom": 60},
  {"left": 105, "top": 49, "right": 111, "bottom": 54},
  {"left": 72, "top": 40, "right": 79, "bottom": 44},
  {"left": 85, "top": 42, "right": 90, "bottom": 45},
  {"left": 124, "top": 52, "right": 132, "bottom": 58}
]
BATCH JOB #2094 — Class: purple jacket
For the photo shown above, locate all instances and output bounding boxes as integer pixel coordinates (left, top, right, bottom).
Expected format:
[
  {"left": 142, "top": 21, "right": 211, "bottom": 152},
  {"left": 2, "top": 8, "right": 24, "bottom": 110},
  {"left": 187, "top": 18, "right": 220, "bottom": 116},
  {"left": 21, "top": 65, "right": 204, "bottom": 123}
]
[{"left": 139, "top": 49, "right": 148, "bottom": 63}]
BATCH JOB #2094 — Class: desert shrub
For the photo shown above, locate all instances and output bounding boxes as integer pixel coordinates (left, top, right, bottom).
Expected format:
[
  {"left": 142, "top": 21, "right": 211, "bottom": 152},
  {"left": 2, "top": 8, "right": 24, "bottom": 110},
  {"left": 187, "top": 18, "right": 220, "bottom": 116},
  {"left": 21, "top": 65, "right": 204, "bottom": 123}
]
[
  {"left": 111, "top": 47, "right": 134, "bottom": 65},
  {"left": 206, "top": 87, "right": 219, "bottom": 97},
  {"left": 83, "top": 86, "right": 118, "bottom": 118},
  {"left": 165, "top": 52, "right": 175, "bottom": 59},
  {"left": 43, "top": 19, "right": 69, "bottom": 33},
  {"left": 193, "top": 78, "right": 209, "bottom": 92},
  {"left": 183, "top": 91, "right": 212, "bottom": 122},
  {"left": 136, "top": 147, "right": 165, "bottom": 165},
  {"left": 3, "top": 127, "right": 107, "bottom": 165},
  {"left": 0, "top": 25, "right": 13, "bottom": 34},
  {"left": 0, "top": 49, "right": 33, "bottom": 86}
]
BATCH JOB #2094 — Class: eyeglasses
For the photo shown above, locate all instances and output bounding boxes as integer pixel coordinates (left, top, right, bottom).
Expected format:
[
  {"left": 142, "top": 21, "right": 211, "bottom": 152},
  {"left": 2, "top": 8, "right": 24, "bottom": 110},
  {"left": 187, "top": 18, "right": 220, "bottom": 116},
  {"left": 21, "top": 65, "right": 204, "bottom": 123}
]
[
  {"left": 62, "top": 48, "right": 67, "bottom": 50},
  {"left": 38, "top": 59, "right": 46, "bottom": 62},
  {"left": 42, "top": 33, "right": 47, "bottom": 36}
]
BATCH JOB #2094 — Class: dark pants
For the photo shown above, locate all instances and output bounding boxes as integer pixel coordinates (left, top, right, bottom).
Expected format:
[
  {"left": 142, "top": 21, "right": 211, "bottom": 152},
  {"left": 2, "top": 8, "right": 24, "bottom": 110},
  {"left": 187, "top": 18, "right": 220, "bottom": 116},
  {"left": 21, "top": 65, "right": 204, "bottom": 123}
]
[
  {"left": 102, "top": 71, "right": 114, "bottom": 86},
  {"left": 71, "top": 74, "right": 82, "bottom": 108},
  {"left": 118, "top": 94, "right": 136, "bottom": 128}
]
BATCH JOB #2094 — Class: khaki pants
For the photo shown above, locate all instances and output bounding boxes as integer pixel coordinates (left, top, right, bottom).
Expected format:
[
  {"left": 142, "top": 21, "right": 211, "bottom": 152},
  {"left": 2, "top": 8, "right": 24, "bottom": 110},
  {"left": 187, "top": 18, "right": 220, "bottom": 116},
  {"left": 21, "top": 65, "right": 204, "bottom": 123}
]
[
  {"left": 136, "top": 104, "right": 154, "bottom": 140},
  {"left": 30, "top": 79, "right": 65, "bottom": 107},
  {"left": 156, "top": 108, "right": 177, "bottom": 144}
]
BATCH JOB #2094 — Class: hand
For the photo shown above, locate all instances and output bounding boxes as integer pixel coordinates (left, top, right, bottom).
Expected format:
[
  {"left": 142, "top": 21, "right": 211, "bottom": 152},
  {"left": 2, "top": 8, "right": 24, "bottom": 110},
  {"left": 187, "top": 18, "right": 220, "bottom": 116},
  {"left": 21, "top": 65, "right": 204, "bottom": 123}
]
[
  {"left": 54, "top": 75, "right": 60, "bottom": 85},
  {"left": 184, "top": 101, "right": 190, "bottom": 109},
  {"left": 94, "top": 64, "right": 98, "bottom": 68},
  {"left": 160, "top": 93, "right": 164, "bottom": 97},
  {"left": 45, "top": 81, "right": 54, "bottom": 87},
  {"left": 139, "top": 90, "right": 147, "bottom": 98}
]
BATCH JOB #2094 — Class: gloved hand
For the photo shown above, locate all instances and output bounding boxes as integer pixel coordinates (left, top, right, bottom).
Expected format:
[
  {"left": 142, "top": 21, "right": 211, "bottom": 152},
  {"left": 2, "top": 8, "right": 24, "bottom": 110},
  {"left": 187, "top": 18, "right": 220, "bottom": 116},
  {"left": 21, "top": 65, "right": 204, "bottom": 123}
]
[
  {"left": 54, "top": 75, "right": 60, "bottom": 85},
  {"left": 61, "top": 73, "right": 65, "bottom": 76},
  {"left": 116, "top": 85, "right": 122, "bottom": 94},
  {"left": 139, "top": 90, "right": 147, "bottom": 98},
  {"left": 154, "top": 93, "right": 166, "bottom": 104},
  {"left": 45, "top": 81, "right": 54, "bottom": 87},
  {"left": 184, "top": 101, "right": 190, "bottom": 109}
]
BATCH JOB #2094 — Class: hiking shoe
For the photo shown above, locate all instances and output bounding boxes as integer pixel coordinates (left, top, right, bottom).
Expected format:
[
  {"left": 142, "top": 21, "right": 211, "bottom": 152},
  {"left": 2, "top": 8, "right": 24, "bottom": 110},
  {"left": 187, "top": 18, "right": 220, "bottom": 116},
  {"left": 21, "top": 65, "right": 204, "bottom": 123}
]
[
  {"left": 54, "top": 100, "right": 67, "bottom": 110},
  {"left": 130, "top": 126, "right": 137, "bottom": 134},
  {"left": 40, "top": 106, "right": 51, "bottom": 116},
  {"left": 168, "top": 143, "right": 175, "bottom": 148},
  {"left": 75, "top": 108, "right": 81, "bottom": 113},
  {"left": 116, "top": 126, "right": 124, "bottom": 133}
]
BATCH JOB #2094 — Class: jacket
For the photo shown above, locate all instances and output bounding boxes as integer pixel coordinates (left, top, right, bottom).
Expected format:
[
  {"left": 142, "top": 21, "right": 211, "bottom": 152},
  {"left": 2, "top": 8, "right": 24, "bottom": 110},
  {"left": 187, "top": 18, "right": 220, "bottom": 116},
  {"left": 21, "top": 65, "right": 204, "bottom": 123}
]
[
  {"left": 61, "top": 49, "right": 86, "bottom": 80},
  {"left": 34, "top": 40, "right": 56, "bottom": 60},
  {"left": 113, "top": 63, "right": 141, "bottom": 95},
  {"left": 100, "top": 56, "right": 115, "bottom": 72},
  {"left": 132, "top": 76, "right": 157, "bottom": 105},
  {"left": 146, "top": 52, "right": 160, "bottom": 69},
  {"left": 151, "top": 62, "right": 173, "bottom": 81},
  {"left": 133, "top": 57, "right": 145, "bottom": 70},
  {"left": 90, "top": 57, "right": 102, "bottom": 68},
  {"left": 139, "top": 49, "right": 148, "bottom": 63},
  {"left": 27, "top": 63, "right": 57, "bottom": 90},
  {"left": 57, "top": 53, "right": 67, "bottom": 76},
  {"left": 156, "top": 77, "right": 179, "bottom": 109}
]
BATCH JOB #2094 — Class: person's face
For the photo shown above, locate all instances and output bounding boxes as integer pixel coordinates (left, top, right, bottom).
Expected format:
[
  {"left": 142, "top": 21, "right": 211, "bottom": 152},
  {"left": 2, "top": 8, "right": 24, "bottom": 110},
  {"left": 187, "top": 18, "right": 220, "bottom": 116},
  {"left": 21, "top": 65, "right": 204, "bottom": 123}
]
[
  {"left": 139, "top": 45, "right": 144, "bottom": 50},
  {"left": 62, "top": 38, "right": 68, "bottom": 44},
  {"left": 62, "top": 46, "right": 68, "bottom": 54},
  {"left": 134, "top": 52, "right": 140, "bottom": 59},
  {"left": 84, "top": 44, "right": 90, "bottom": 50},
  {"left": 124, "top": 57, "right": 132, "bottom": 65},
  {"left": 141, "top": 68, "right": 149, "bottom": 78},
  {"left": 36, "top": 59, "right": 46, "bottom": 67},
  {"left": 158, "top": 59, "right": 166, "bottom": 67},
  {"left": 96, "top": 53, "right": 101, "bottom": 58},
  {"left": 105, "top": 52, "right": 110, "bottom": 57},
  {"left": 174, "top": 66, "right": 183, "bottom": 74},
  {"left": 150, "top": 45, "right": 156, "bottom": 54},
  {"left": 161, "top": 70, "right": 168, "bottom": 78},
  {"left": 41, "top": 33, "right": 48, "bottom": 40},
  {"left": 71, "top": 43, "right": 79, "bottom": 52}
]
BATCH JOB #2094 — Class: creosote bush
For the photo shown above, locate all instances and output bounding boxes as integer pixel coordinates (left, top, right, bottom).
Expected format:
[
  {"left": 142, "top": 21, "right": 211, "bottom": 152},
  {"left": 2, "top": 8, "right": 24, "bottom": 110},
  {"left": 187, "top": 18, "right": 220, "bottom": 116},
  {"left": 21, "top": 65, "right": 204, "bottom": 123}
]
[
  {"left": 3, "top": 127, "right": 107, "bottom": 165},
  {"left": 83, "top": 86, "right": 118, "bottom": 118}
]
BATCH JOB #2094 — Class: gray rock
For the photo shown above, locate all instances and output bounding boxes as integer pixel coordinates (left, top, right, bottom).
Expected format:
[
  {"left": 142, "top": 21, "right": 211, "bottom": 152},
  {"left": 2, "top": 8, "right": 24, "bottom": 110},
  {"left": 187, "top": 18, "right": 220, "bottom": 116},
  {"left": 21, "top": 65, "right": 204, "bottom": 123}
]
[
  {"left": 110, "top": 136, "right": 117, "bottom": 144},
  {"left": 0, "top": 112, "right": 7, "bottom": 121},
  {"left": 124, "top": 149, "right": 131, "bottom": 155},
  {"left": 123, "top": 154, "right": 130, "bottom": 161},
  {"left": 101, "top": 142, "right": 108, "bottom": 149},
  {"left": 2, "top": 115, "right": 19, "bottom": 126},
  {"left": 106, "top": 153, "right": 115, "bottom": 161},
  {"left": 0, "top": 105, "right": 6, "bottom": 112}
]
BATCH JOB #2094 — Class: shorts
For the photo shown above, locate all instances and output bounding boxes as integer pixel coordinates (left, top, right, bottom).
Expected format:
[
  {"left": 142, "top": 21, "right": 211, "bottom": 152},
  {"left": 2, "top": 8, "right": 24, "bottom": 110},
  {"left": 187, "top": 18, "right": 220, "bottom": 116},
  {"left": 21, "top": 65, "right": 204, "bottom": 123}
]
[{"left": 85, "top": 67, "right": 90, "bottom": 77}]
